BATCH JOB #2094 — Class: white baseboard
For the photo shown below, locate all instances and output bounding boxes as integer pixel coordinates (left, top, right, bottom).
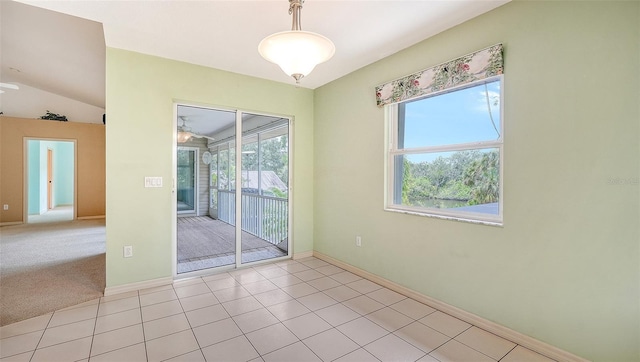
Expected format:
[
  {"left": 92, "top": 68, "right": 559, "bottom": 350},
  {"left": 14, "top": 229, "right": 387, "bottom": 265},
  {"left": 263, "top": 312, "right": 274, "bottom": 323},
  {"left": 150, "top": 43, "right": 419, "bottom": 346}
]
[
  {"left": 0, "top": 221, "right": 23, "bottom": 226},
  {"left": 77, "top": 215, "right": 106, "bottom": 220},
  {"left": 293, "top": 251, "right": 313, "bottom": 260},
  {"left": 104, "top": 277, "right": 173, "bottom": 296},
  {"left": 313, "top": 251, "right": 587, "bottom": 362}
]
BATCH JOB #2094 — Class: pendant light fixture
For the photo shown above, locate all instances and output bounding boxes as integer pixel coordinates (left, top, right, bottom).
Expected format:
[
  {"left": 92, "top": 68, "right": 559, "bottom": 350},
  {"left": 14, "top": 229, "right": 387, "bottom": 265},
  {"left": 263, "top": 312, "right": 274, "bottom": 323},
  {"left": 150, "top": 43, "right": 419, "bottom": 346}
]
[{"left": 258, "top": 0, "right": 335, "bottom": 84}]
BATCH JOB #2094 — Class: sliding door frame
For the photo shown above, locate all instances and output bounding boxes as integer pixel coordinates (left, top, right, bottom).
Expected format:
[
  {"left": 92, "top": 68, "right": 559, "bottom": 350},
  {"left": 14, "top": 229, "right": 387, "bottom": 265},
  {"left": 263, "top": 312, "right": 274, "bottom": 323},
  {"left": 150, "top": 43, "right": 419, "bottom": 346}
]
[{"left": 172, "top": 102, "right": 294, "bottom": 279}]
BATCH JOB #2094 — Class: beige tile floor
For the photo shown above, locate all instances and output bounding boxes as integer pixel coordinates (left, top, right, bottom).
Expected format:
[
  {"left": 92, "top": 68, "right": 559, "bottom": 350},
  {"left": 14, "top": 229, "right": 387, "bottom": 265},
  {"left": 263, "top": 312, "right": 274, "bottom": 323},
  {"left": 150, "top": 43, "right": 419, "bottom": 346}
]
[{"left": 0, "top": 257, "right": 556, "bottom": 362}]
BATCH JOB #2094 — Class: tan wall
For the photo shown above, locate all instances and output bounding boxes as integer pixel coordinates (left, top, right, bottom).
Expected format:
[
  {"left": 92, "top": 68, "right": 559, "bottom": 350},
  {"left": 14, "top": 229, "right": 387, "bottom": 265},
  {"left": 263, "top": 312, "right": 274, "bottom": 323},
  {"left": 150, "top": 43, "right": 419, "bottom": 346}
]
[{"left": 0, "top": 117, "right": 105, "bottom": 223}]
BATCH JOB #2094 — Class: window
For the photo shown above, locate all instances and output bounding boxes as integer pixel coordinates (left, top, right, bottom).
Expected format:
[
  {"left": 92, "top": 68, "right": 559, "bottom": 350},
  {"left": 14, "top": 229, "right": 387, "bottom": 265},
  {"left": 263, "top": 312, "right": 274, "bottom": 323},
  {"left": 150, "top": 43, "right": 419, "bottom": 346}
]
[{"left": 386, "top": 76, "right": 503, "bottom": 225}]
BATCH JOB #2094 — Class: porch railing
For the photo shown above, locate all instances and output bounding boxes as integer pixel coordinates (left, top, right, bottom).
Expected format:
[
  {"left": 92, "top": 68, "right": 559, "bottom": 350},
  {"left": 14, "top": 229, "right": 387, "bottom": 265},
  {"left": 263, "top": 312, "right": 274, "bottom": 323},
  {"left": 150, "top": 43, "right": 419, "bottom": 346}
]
[{"left": 217, "top": 190, "right": 288, "bottom": 245}]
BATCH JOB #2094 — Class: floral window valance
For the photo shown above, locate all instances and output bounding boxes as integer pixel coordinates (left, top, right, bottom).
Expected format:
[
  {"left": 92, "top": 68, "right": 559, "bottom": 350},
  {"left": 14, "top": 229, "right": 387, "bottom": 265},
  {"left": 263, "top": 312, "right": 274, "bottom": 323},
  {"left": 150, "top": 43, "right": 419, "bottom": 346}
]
[{"left": 375, "top": 44, "right": 503, "bottom": 107}]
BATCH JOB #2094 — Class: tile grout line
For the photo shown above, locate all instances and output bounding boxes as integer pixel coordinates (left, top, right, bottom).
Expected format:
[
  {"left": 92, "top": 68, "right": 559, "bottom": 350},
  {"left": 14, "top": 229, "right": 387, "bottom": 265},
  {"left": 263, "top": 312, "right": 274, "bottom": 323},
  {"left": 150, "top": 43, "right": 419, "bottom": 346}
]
[
  {"left": 228, "top": 266, "right": 278, "bottom": 360},
  {"left": 450, "top": 325, "right": 519, "bottom": 362},
  {"left": 171, "top": 276, "right": 207, "bottom": 361},
  {"left": 378, "top": 299, "right": 457, "bottom": 361},
  {"left": 234, "top": 264, "right": 339, "bottom": 361},
  {"left": 137, "top": 290, "right": 150, "bottom": 362},
  {"left": 295, "top": 263, "right": 435, "bottom": 362},
  {"left": 270, "top": 262, "right": 338, "bottom": 362},
  {"left": 27, "top": 304, "right": 98, "bottom": 359},
  {"left": 498, "top": 344, "right": 519, "bottom": 362},
  {"left": 27, "top": 311, "right": 54, "bottom": 361},
  {"left": 281, "top": 262, "right": 386, "bottom": 361},
  {"left": 85, "top": 296, "right": 101, "bottom": 360}
]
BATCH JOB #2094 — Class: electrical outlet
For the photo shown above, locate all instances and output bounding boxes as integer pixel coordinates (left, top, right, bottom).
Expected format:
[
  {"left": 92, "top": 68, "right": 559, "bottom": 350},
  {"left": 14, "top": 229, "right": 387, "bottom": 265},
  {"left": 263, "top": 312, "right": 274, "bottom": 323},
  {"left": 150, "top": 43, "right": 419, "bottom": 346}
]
[
  {"left": 123, "top": 245, "right": 133, "bottom": 258},
  {"left": 3, "top": 204, "right": 8, "bottom": 210},
  {"left": 356, "top": 236, "right": 362, "bottom": 247}
]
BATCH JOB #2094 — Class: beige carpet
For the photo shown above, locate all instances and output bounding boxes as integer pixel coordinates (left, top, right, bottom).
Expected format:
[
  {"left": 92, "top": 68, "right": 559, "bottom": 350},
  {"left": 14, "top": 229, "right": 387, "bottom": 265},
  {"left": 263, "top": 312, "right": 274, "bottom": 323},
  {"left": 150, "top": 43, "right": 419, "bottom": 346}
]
[{"left": 0, "top": 219, "right": 105, "bottom": 326}]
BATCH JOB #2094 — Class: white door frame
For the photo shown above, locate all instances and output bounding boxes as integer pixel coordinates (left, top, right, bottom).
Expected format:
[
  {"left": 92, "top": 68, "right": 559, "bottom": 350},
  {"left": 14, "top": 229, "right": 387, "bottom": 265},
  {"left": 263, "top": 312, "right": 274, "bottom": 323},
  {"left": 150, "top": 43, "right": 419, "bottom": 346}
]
[
  {"left": 172, "top": 102, "right": 293, "bottom": 278},
  {"left": 23, "top": 137, "right": 78, "bottom": 223}
]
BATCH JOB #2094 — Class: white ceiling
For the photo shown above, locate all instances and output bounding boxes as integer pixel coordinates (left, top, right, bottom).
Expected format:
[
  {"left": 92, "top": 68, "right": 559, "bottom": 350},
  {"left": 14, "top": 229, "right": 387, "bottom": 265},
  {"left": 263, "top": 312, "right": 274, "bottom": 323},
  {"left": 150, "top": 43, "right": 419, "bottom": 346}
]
[{"left": 3, "top": 0, "right": 509, "bottom": 113}]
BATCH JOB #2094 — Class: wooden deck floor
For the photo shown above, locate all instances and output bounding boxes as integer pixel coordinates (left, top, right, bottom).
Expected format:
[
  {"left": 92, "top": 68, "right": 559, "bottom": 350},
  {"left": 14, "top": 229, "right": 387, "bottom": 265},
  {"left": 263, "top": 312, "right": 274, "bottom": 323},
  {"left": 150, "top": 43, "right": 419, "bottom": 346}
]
[{"left": 177, "top": 216, "right": 287, "bottom": 273}]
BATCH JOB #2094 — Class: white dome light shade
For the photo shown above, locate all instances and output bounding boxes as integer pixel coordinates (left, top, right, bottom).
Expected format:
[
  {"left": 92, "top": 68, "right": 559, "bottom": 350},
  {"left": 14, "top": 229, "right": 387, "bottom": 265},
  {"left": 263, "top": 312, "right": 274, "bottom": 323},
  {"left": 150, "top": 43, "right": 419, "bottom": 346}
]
[
  {"left": 177, "top": 131, "right": 193, "bottom": 143},
  {"left": 259, "top": 30, "right": 335, "bottom": 80}
]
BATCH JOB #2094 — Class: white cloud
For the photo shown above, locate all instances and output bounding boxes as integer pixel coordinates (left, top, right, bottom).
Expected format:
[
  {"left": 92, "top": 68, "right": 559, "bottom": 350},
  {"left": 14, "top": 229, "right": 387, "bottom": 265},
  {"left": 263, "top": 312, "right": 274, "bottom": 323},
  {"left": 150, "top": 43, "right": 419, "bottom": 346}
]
[{"left": 476, "top": 90, "right": 500, "bottom": 113}]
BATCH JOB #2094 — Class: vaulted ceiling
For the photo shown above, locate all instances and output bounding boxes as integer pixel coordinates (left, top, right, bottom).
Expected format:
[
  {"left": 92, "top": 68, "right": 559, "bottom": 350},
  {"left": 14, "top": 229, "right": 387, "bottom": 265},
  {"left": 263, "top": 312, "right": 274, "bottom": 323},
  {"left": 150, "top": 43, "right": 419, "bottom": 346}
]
[
  {"left": 1, "top": 1, "right": 105, "bottom": 108},
  {"left": 2, "top": 0, "right": 510, "bottom": 112}
]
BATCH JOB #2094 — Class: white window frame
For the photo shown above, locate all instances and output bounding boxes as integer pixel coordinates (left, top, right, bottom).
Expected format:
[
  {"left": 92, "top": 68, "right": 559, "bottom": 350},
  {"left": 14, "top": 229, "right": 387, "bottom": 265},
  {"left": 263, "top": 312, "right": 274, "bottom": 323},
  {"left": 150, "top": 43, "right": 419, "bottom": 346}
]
[{"left": 384, "top": 75, "right": 504, "bottom": 226}]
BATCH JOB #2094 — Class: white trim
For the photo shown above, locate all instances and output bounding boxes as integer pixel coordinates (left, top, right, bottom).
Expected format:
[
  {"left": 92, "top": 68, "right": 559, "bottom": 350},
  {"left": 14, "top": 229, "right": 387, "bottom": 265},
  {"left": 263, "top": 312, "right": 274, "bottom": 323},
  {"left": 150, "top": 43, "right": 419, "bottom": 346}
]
[
  {"left": 77, "top": 215, "right": 105, "bottom": 220},
  {"left": 104, "top": 277, "right": 173, "bottom": 296},
  {"left": 389, "top": 140, "right": 502, "bottom": 156},
  {"left": 385, "top": 204, "right": 502, "bottom": 226},
  {"left": 313, "top": 251, "right": 588, "bottom": 362},
  {"left": 238, "top": 254, "right": 292, "bottom": 269},
  {"left": 235, "top": 110, "right": 242, "bottom": 267},
  {"left": 293, "top": 251, "right": 313, "bottom": 260},
  {"left": 287, "top": 118, "right": 294, "bottom": 262},
  {"left": 172, "top": 103, "right": 178, "bottom": 278},
  {"left": 383, "top": 207, "right": 503, "bottom": 227},
  {"left": 74, "top": 142, "right": 78, "bottom": 221}
]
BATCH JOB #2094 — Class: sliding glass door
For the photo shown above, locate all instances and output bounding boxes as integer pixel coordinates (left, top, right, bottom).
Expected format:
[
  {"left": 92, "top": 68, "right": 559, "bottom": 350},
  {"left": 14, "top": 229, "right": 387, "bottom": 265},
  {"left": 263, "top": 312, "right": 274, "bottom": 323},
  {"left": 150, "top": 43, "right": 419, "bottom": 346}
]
[
  {"left": 240, "top": 113, "right": 290, "bottom": 264},
  {"left": 175, "top": 105, "right": 291, "bottom": 275},
  {"left": 176, "top": 147, "right": 197, "bottom": 214}
]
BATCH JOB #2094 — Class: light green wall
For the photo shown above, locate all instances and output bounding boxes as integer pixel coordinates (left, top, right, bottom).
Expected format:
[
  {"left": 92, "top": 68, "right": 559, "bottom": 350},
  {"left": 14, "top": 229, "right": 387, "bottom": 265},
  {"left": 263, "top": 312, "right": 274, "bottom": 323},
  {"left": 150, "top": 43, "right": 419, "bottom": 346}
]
[
  {"left": 105, "top": 49, "right": 314, "bottom": 287},
  {"left": 313, "top": 1, "right": 639, "bottom": 361}
]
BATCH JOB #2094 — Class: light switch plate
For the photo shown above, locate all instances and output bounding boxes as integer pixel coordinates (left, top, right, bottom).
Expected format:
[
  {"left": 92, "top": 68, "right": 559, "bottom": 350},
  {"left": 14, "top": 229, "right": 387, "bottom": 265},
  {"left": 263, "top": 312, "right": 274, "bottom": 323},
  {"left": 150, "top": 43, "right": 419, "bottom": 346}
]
[{"left": 144, "top": 177, "right": 163, "bottom": 188}]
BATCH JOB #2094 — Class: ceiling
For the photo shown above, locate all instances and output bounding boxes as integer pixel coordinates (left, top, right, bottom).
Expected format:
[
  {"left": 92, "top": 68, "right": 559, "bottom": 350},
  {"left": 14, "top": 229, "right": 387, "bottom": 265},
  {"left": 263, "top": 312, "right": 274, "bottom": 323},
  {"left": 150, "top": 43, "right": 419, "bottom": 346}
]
[
  {"left": 2, "top": 0, "right": 509, "bottom": 114},
  {"left": 1, "top": 1, "right": 106, "bottom": 108},
  {"left": 177, "top": 104, "right": 288, "bottom": 140}
]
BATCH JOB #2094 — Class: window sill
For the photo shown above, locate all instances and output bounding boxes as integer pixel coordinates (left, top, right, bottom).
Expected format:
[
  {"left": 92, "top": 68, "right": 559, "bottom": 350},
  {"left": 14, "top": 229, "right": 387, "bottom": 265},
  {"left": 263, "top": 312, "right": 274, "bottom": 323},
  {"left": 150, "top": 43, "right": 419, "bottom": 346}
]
[{"left": 384, "top": 207, "right": 503, "bottom": 227}]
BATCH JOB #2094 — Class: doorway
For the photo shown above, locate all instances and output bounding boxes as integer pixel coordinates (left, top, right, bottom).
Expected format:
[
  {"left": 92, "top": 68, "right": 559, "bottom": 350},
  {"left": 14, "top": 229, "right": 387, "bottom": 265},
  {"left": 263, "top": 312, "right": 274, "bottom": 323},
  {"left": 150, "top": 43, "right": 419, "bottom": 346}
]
[
  {"left": 25, "top": 139, "right": 76, "bottom": 223},
  {"left": 174, "top": 105, "right": 291, "bottom": 275}
]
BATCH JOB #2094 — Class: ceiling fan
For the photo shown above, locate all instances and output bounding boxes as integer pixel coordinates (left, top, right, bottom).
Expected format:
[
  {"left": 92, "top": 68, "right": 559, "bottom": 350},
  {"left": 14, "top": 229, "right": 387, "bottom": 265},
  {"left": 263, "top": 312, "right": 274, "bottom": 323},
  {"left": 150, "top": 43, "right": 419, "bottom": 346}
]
[{"left": 177, "top": 116, "right": 215, "bottom": 143}]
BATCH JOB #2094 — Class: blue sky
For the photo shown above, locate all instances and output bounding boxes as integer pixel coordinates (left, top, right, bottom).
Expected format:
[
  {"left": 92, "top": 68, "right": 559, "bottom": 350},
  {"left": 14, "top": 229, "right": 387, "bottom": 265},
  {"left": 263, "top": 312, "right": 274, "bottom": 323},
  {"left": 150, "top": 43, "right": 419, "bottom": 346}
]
[{"left": 403, "top": 80, "right": 501, "bottom": 155}]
